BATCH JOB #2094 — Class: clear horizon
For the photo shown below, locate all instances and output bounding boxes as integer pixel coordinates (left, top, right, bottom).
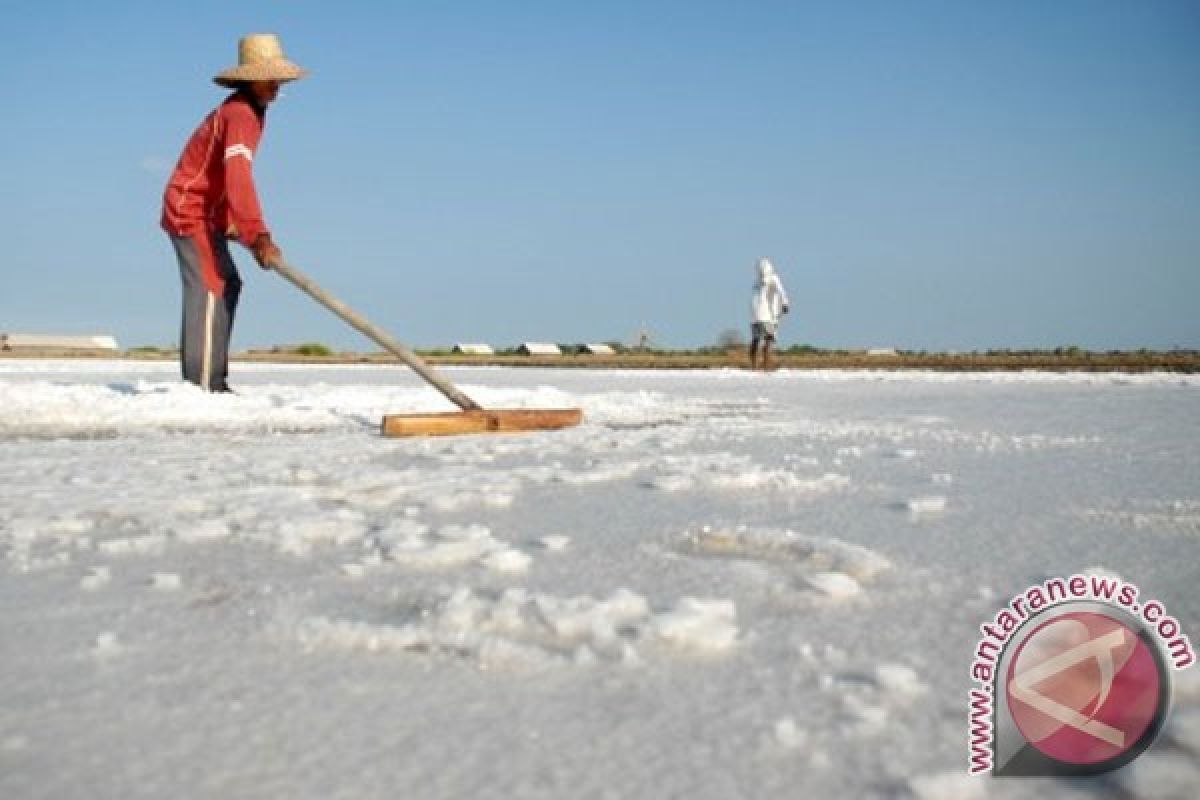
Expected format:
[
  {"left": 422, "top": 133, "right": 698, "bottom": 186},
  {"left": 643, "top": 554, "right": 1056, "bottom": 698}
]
[{"left": 3, "top": 1, "right": 1198, "bottom": 352}]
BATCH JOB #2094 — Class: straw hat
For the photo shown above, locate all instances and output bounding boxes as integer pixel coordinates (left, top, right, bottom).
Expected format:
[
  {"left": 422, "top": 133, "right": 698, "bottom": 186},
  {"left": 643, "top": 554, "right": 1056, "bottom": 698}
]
[{"left": 213, "top": 33, "right": 308, "bottom": 88}]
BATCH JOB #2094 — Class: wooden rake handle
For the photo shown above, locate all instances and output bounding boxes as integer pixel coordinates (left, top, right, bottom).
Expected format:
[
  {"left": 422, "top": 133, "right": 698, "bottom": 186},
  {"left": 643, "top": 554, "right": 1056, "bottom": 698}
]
[{"left": 271, "top": 259, "right": 483, "bottom": 412}]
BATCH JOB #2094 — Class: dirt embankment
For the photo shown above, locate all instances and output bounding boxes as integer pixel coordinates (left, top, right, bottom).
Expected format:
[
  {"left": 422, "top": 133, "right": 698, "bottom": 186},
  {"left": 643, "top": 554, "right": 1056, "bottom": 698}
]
[{"left": 46, "top": 349, "right": 1191, "bottom": 373}]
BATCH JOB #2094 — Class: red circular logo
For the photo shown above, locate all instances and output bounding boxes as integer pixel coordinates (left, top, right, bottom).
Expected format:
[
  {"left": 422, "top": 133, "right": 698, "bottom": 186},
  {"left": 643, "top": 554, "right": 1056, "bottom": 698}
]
[{"left": 1006, "top": 610, "right": 1165, "bottom": 767}]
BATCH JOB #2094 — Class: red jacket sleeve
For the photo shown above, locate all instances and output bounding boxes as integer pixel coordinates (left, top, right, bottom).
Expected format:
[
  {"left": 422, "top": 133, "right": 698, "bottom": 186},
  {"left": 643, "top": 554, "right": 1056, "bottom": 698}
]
[{"left": 221, "top": 105, "right": 269, "bottom": 247}]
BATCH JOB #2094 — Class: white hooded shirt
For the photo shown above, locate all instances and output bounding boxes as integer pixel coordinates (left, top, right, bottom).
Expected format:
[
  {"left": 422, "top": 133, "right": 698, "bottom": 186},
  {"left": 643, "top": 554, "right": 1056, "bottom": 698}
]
[{"left": 751, "top": 258, "right": 789, "bottom": 324}]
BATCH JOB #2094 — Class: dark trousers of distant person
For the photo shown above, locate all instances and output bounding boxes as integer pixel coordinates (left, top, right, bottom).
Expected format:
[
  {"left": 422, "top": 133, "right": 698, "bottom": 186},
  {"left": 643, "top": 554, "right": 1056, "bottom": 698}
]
[{"left": 169, "top": 231, "right": 242, "bottom": 392}]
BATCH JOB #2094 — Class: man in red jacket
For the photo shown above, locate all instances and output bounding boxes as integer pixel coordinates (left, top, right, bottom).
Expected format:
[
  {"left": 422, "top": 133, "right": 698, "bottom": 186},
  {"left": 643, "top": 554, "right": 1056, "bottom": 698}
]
[{"left": 161, "top": 34, "right": 307, "bottom": 392}]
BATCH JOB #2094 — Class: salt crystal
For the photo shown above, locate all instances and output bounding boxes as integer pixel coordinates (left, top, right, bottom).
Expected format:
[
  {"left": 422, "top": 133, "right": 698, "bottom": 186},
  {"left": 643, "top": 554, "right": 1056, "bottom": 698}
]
[
  {"left": 93, "top": 632, "right": 121, "bottom": 657},
  {"left": 906, "top": 496, "right": 947, "bottom": 514},
  {"left": 80, "top": 566, "right": 111, "bottom": 591},
  {"left": 908, "top": 771, "right": 986, "bottom": 800},
  {"left": 651, "top": 597, "right": 738, "bottom": 650},
  {"left": 176, "top": 519, "right": 231, "bottom": 544},
  {"left": 875, "top": 663, "right": 927, "bottom": 698},
  {"left": 1164, "top": 708, "right": 1200, "bottom": 753},
  {"left": 806, "top": 571, "right": 862, "bottom": 599},
  {"left": 151, "top": 572, "right": 182, "bottom": 591},
  {"left": 774, "top": 717, "right": 806, "bottom": 749},
  {"left": 482, "top": 549, "right": 533, "bottom": 573},
  {"left": 1114, "top": 751, "right": 1200, "bottom": 800}
]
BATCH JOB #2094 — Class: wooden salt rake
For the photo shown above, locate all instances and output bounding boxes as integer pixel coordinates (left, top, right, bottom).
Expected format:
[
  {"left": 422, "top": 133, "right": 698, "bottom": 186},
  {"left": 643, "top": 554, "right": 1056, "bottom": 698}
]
[{"left": 273, "top": 260, "right": 583, "bottom": 437}]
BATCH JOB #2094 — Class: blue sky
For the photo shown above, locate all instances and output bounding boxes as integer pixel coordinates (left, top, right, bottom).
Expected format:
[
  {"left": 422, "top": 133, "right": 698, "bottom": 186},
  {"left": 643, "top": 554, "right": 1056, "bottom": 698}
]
[{"left": 2, "top": 1, "right": 1198, "bottom": 351}]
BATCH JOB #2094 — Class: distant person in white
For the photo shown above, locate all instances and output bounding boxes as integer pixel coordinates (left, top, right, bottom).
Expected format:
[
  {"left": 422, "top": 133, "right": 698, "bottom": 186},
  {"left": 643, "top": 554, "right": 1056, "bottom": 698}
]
[{"left": 749, "top": 257, "right": 790, "bottom": 370}]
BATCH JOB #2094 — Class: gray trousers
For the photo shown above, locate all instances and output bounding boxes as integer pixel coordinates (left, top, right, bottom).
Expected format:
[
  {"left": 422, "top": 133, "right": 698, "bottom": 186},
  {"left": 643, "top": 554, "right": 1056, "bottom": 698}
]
[{"left": 170, "top": 233, "right": 242, "bottom": 391}]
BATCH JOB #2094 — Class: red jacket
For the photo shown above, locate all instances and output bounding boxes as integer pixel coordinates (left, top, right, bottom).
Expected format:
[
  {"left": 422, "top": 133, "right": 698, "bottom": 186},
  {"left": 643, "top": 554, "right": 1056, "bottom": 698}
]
[{"left": 161, "top": 93, "right": 269, "bottom": 247}]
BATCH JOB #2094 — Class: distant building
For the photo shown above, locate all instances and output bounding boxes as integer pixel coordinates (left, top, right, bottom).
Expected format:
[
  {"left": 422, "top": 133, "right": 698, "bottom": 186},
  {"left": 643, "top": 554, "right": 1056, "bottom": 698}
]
[
  {"left": 579, "top": 343, "right": 616, "bottom": 355},
  {"left": 452, "top": 343, "right": 495, "bottom": 355},
  {"left": 1, "top": 333, "right": 119, "bottom": 352},
  {"left": 866, "top": 348, "right": 898, "bottom": 357},
  {"left": 517, "top": 342, "right": 562, "bottom": 356}
]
